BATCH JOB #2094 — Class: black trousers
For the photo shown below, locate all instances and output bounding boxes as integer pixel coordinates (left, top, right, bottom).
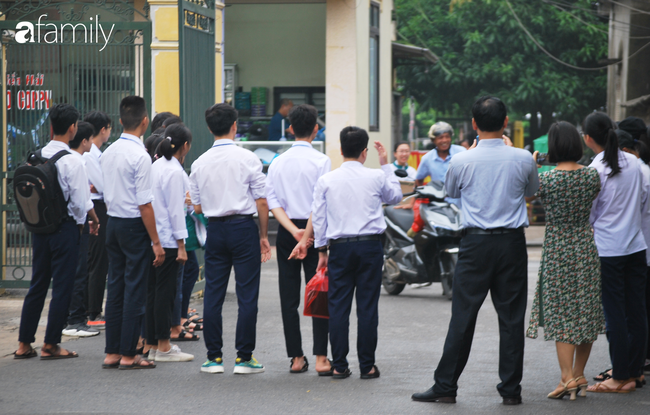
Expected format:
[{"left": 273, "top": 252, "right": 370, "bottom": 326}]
[
  {"left": 104, "top": 217, "right": 151, "bottom": 356},
  {"left": 146, "top": 248, "right": 179, "bottom": 345},
  {"left": 203, "top": 218, "right": 261, "bottom": 361},
  {"left": 328, "top": 239, "right": 383, "bottom": 375},
  {"left": 647, "top": 267, "right": 650, "bottom": 361},
  {"left": 19, "top": 221, "right": 80, "bottom": 345},
  {"left": 87, "top": 200, "right": 109, "bottom": 317},
  {"left": 277, "top": 220, "right": 329, "bottom": 358},
  {"left": 600, "top": 251, "right": 647, "bottom": 379},
  {"left": 67, "top": 222, "right": 90, "bottom": 325},
  {"left": 433, "top": 232, "right": 527, "bottom": 398}
]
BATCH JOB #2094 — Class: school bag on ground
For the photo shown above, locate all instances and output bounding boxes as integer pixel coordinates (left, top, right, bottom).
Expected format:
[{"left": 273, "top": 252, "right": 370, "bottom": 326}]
[{"left": 13, "top": 149, "right": 71, "bottom": 234}]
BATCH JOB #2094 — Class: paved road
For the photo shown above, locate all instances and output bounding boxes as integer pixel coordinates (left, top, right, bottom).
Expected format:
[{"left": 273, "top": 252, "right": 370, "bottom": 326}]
[{"left": 1, "top": 247, "right": 649, "bottom": 414}]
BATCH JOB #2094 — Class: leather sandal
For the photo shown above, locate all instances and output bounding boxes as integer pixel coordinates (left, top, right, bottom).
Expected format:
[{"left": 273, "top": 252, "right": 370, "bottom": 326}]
[
  {"left": 593, "top": 368, "right": 612, "bottom": 381},
  {"left": 317, "top": 359, "right": 334, "bottom": 377},
  {"left": 40, "top": 345, "right": 78, "bottom": 360},
  {"left": 587, "top": 379, "right": 636, "bottom": 393},
  {"left": 332, "top": 368, "right": 352, "bottom": 379},
  {"left": 13, "top": 347, "right": 37, "bottom": 359},
  {"left": 289, "top": 356, "right": 309, "bottom": 373},
  {"left": 574, "top": 376, "right": 588, "bottom": 397},
  {"left": 547, "top": 378, "right": 577, "bottom": 400}
]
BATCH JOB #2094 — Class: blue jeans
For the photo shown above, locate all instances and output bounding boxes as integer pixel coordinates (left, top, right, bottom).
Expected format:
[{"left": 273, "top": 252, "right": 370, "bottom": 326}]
[
  {"left": 203, "top": 218, "right": 260, "bottom": 361},
  {"left": 19, "top": 220, "right": 80, "bottom": 345},
  {"left": 104, "top": 217, "right": 151, "bottom": 356},
  {"left": 600, "top": 251, "right": 648, "bottom": 380},
  {"left": 327, "top": 239, "right": 383, "bottom": 375}
]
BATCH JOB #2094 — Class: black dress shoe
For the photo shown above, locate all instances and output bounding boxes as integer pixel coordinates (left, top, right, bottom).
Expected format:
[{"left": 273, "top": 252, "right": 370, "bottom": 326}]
[
  {"left": 411, "top": 387, "right": 456, "bottom": 403},
  {"left": 502, "top": 396, "right": 522, "bottom": 405},
  {"left": 360, "top": 365, "right": 380, "bottom": 379}
]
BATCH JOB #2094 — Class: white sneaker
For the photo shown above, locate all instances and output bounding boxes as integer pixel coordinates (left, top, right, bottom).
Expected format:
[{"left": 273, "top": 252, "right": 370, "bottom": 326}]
[
  {"left": 62, "top": 323, "right": 100, "bottom": 337},
  {"left": 146, "top": 349, "right": 156, "bottom": 360},
  {"left": 155, "top": 344, "right": 194, "bottom": 362}
]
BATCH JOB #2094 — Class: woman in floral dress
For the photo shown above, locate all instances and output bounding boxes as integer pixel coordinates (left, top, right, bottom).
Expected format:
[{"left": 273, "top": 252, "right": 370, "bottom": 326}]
[{"left": 527, "top": 121, "right": 605, "bottom": 400}]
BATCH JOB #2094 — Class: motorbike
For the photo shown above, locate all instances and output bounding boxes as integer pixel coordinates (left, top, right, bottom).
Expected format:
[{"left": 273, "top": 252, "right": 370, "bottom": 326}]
[{"left": 382, "top": 171, "right": 463, "bottom": 299}]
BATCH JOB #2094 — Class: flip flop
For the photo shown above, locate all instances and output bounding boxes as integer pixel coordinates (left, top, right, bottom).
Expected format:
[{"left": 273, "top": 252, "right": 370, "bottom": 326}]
[
  {"left": 317, "top": 359, "right": 334, "bottom": 377},
  {"left": 593, "top": 368, "right": 612, "bottom": 381},
  {"left": 102, "top": 362, "right": 120, "bottom": 369},
  {"left": 588, "top": 379, "right": 636, "bottom": 393},
  {"left": 40, "top": 345, "right": 78, "bottom": 360},
  {"left": 13, "top": 347, "right": 38, "bottom": 359},
  {"left": 119, "top": 357, "right": 156, "bottom": 370},
  {"left": 332, "top": 368, "right": 352, "bottom": 379},
  {"left": 290, "top": 357, "right": 309, "bottom": 374},
  {"left": 171, "top": 329, "right": 199, "bottom": 342}
]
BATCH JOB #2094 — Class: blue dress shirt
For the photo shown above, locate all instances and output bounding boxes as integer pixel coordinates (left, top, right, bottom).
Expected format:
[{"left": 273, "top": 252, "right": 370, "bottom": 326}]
[
  {"left": 415, "top": 144, "right": 466, "bottom": 182},
  {"left": 268, "top": 112, "right": 290, "bottom": 141},
  {"left": 444, "top": 139, "right": 539, "bottom": 229}
]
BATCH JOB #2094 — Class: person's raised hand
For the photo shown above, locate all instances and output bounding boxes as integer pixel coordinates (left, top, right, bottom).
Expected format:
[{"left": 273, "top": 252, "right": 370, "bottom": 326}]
[
  {"left": 260, "top": 238, "right": 272, "bottom": 263},
  {"left": 374, "top": 141, "right": 389, "bottom": 165},
  {"left": 503, "top": 135, "right": 514, "bottom": 147}
]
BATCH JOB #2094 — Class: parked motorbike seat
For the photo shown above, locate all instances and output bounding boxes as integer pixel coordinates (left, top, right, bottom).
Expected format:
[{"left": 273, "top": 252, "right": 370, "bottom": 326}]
[{"left": 384, "top": 206, "right": 414, "bottom": 232}]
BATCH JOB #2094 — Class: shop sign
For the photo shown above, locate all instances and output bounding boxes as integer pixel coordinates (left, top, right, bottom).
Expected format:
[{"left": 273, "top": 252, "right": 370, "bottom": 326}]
[{"left": 6, "top": 73, "right": 52, "bottom": 111}]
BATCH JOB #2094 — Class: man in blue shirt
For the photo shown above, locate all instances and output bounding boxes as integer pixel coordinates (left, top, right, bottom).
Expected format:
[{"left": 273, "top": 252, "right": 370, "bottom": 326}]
[
  {"left": 415, "top": 122, "right": 466, "bottom": 186},
  {"left": 268, "top": 99, "right": 293, "bottom": 141}
]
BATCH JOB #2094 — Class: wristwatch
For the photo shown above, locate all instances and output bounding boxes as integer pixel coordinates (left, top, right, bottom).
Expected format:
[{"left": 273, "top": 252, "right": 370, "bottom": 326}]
[{"left": 318, "top": 246, "right": 328, "bottom": 253}]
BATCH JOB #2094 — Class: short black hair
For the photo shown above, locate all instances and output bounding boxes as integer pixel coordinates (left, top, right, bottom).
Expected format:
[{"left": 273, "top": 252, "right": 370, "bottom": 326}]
[
  {"left": 394, "top": 142, "right": 410, "bottom": 152},
  {"left": 162, "top": 115, "right": 183, "bottom": 128},
  {"left": 83, "top": 110, "right": 111, "bottom": 136},
  {"left": 279, "top": 98, "right": 293, "bottom": 108},
  {"left": 340, "top": 126, "right": 369, "bottom": 158},
  {"left": 547, "top": 121, "right": 583, "bottom": 163},
  {"left": 472, "top": 96, "right": 507, "bottom": 132},
  {"left": 205, "top": 103, "right": 238, "bottom": 137},
  {"left": 69, "top": 121, "right": 95, "bottom": 150},
  {"left": 49, "top": 104, "right": 80, "bottom": 135},
  {"left": 288, "top": 104, "right": 318, "bottom": 138},
  {"left": 150, "top": 112, "right": 175, "bottom": 132},
  {"left": 119, "top": 96, "right": 148, "bottom": 130}
]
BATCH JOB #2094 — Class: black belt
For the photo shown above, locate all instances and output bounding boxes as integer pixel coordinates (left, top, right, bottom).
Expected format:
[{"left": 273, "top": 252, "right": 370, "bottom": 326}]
[
  {"left": 330, "top": 235, "right": 382, "bottom": 245},
  {"left": 208, "top": 214, "right": 253, "bottom": 222},
  {"left": 463, "top": 227, "right": 524, "bottom": 236}
]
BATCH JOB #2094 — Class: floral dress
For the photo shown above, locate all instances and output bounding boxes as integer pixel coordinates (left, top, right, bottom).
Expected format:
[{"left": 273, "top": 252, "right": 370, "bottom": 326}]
[{"left": 526, "top": 168, "right": 606, "bottom": 344}]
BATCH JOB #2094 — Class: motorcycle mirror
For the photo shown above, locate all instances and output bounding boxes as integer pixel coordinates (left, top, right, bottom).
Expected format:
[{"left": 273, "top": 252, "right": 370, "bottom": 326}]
[{"left": 394, "top": 169, "right": 408, "bottom": 178}]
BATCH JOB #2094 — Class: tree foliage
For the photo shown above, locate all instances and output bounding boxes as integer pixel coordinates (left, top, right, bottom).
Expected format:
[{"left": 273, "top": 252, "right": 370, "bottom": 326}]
[{"left": 395, "top": 0, "right": 609, "bottom": 136}]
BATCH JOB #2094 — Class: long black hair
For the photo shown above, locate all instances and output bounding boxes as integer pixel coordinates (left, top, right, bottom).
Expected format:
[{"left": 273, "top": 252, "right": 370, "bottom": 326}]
[
  {"left": 583, "top": 112, "right": 620, "bottom": 177},
  {"left": 156, "top": 123, "right": 192, "bottom": 161}
]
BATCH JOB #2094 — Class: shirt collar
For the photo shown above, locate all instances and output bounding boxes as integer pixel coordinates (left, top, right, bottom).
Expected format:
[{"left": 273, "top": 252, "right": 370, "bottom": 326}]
[
  {"left": 393, "top": 161, "right": 408, "bottom": 170},
  {"left": 91, "top": 143, "right": 102, "bottom": 156},
  {"left": 47, "top": 140, "right": 70, "bottom": 151},
  {"left": 341, "top": 161, "right": 363, "bottom": 168},
  {"left": 120, "top": 133, "right": 144, "bottom": 147},
  {"left": 476, "top": 138, "right": 505, "bottom": 148},
  {"left": 292, "top": 141, "right": 312, "bottom": 148},
  {"left": 212, "top": 138, "right": 234, "bottom": 147}
]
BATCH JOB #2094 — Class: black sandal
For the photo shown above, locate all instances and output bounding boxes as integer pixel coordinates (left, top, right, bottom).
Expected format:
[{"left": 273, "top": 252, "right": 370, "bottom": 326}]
[
  {"left": 188, "top": 315, "right": 203, "bottom": 324},
  {"left": 183, "top": 320, "right": 203, "bottom": 331},
  {"left": 290, "top": 356, "right": 309, "bottom": 373},
  {"left": 594, "top": 368, "right": 612, "bottom": 381},
  {"left": 171, "top": 329, "right": 199, "bottom": 341},
  {"left": 40, "top": 345, "right": 78, "bottom": 360},
  {"left": 332, "top": 368, "right": 352, "bottom": 379},
  {"left": 360, "top": 365, "right": 381, "bottom": 379},
  {"left": 13, "top": 347, "right": 37, "bottom": 359},
  {"left": 317, "top": 359, "right": 334, "bottom": 377}
]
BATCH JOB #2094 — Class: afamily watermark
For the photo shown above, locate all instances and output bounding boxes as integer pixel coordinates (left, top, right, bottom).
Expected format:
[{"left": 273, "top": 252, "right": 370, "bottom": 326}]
[{"left": 15, "top": 14, "right": 115, "bottom": 52}]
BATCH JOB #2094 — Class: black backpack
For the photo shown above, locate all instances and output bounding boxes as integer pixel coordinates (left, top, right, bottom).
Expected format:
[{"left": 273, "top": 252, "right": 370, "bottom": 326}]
[{"left": 13, "top": 149, "right": 71, "bottom": 234}]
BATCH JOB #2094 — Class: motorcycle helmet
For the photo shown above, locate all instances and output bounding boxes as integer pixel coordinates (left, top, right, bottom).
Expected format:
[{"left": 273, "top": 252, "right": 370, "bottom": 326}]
[{"left": 428, "top": 122, "right": 454, "bottom": 139}]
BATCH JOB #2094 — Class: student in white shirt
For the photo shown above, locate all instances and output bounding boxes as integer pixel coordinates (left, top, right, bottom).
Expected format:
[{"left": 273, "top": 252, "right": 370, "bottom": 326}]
[
  {"left": 311, "top": 127, "right": 402, "bottom": 379},
  {"left": 190, "top": 103, "right": 271, "bottom": 374},
  {"left": 15, "top": 104, "right": 99, "bottom": 360},
  {"left": 63, "top": 122, "right": 101, "bottom": 338},
  {"left": 266, "top": 104, "right": 332, "bottom": 374},
  {"left": 83, "top": 110, "right": 112, "bottom": 328},
  {"left": 142, "top": 123, "right": 194, "bottom": 363},
  {"left": 101, "top": 96, "right": 164, "bottom": 370},
  {"left": 389, "top": 142, "right": 417, "bottom": 180}
]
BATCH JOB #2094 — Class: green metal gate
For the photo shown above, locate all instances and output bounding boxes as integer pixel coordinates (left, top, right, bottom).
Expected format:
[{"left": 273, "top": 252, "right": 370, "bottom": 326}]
[
  {"left": 0, "top": 1, "right": 151, "bottom": 289},
  {"left": 178, "top": 0, "right": 215, "bottom": 167}
]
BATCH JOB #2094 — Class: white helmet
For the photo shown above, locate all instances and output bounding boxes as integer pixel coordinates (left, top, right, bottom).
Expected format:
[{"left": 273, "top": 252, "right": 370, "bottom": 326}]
[{"left": 428, "top": 122, "right": 454, "bottom": 139}]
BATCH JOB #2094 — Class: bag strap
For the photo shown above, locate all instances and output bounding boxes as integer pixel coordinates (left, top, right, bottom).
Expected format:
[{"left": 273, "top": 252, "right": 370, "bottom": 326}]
[{"left": 47, "top": 150, "right": 71, "bottom": 164}]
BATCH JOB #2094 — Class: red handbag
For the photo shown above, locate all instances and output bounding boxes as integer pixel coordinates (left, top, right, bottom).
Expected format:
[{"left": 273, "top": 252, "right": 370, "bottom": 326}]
[{"left": 304, "top": 268, "right": 329, "bottom": 319}]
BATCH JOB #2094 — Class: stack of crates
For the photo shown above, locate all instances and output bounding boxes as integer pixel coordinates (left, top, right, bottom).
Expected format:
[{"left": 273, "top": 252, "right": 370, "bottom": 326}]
[
  {"left": 251, "top": 87, "right": 268, "bottom": 117},
  {"left": 235, "top": 92, "right": 251, "bottom": 116}
]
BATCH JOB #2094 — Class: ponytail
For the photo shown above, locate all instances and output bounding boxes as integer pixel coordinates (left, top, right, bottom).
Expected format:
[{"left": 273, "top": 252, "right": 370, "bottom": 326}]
[
  {"left": 155, "top": 123, "right": 192, "bottom": 161},
  {"left": 635, "top": 140, "right": 650, "bottom": 165},
  {"left": 584, "top": 112, "right": 620, "bottom": 177}
]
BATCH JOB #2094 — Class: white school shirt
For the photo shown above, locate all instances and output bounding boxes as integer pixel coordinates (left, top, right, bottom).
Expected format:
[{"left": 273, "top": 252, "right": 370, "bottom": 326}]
[
  {"left": 637, "top": 159, "right": 650, "bottom": 265},
  {"left": 388, "top": 162, "right": 417, "bottom": 181},
  {"left": 311, "top": 162, "right": 403, "bottom": 248},
  {"left": 101, "top": 133, "right": 154, "bottom": 218},
  {"left": 40, "top": 140, "right": 91, "bottom": 225},
  {"left": 83, "top": 143, "right": 104, "bottom": 201},
  {"left": 189, "top": 139, "right": 266, "bottom": 217},
  {"left": 152, "top": 156, "right": 189, "bottom": 249},
  {"left": 266, "top": 141, "right": 331, "bottom": 220},
  {"left": 589, "top": 151, "right": 649, "bottom": 257}
]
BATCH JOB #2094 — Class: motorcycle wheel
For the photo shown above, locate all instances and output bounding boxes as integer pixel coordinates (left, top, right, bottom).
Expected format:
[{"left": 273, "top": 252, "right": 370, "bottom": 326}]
[
  {"left": 439, "top": 252, "right": 457, "bottom": 301},
  {"left": 382, "top": 258, "right": 405, "bottom": 295}
]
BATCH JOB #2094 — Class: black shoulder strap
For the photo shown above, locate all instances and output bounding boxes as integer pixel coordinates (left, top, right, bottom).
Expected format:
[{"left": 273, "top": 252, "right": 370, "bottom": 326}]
[{"left": 47, "top": 150, "right": 71, "bottom": 164}]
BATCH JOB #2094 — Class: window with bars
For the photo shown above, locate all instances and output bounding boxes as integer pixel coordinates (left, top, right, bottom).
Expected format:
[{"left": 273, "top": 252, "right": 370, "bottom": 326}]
[{"left": 369, "top": 2, "right": 380, "bottom": 131}]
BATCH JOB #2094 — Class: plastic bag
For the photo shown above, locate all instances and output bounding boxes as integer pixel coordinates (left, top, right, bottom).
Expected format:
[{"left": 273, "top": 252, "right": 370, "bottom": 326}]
[{"left": 304, "top": 268, "right": 329, "bottom": 319}]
